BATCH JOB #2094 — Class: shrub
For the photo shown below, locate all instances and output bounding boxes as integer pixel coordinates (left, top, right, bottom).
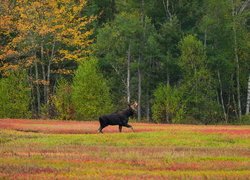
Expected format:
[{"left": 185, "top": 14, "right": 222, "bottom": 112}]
[
  {"left": 52, "top": 79, "right": 75, "bottom": 120},
  {"left": 152, "top": 84, "right": 184, "bottom": 123},
  {"left": 240, "top": 115, "right": 250, "bottom": 125},
  {"left": 0, "top": 70, "right": 31, "bottom": 118},
  {"left": 72, "top": 57, "right": 113, "bottom": 120}
]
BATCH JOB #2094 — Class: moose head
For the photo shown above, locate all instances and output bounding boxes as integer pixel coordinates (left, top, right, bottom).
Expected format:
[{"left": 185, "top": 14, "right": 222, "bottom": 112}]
[{"left": 129, "top": 101, "right": 138, "bottom": 112}]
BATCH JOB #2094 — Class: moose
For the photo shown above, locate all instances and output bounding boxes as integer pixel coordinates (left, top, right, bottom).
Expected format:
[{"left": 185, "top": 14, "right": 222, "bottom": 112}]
[{"left": 98, "top": 102, "right": 138, "bottom": 133}]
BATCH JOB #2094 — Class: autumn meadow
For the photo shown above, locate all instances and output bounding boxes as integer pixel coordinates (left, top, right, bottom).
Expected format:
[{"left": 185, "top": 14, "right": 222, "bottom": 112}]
[
  {"left": 1, "top": 0, "right": 250, "bottom": 179},
  {"left": 0, "top": 119, "right": 249, "bottom": 179}
]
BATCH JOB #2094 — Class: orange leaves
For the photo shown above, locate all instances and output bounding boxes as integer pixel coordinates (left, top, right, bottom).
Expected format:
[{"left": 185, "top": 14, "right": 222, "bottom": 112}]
[
  {"left": 12, "top": 0, "right": 94, "bottom": 58},
  {"left": 0, "top": 49, "right": 19, "bottom": 60},
  {"left": 33, "top": 79, "right": 50, "bottom": 85},
  {"left": 0, "top": 0, "right": 95, "bottom": 82},
  {"left": 0, "top": 16, "right": 13, "bottom": 32},
  {"left": 51, "top": 69, "right": 74, "bottom": 75},
  {"left": 24, "top": 56, "right": 36, "bottom": 68},
  {"left": 38, "top": 25, "right": 55, "bottom": 36},
  {"left": 58, "top": 49, "right": 78, "bottom": 61},
  {"left": 0, "top": 63, "right": 19, "bottom": 76}
]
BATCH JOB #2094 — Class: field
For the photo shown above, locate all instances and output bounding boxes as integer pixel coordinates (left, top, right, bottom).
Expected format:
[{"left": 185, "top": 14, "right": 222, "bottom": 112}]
[{"left": 0, "top": 119, "right": 250, "bottom": 179}]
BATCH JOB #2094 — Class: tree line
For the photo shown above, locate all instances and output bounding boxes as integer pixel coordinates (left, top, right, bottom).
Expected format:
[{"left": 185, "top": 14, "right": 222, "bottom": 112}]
[{"left": 0, "top": 0, "right": 249, "bottom": 124}]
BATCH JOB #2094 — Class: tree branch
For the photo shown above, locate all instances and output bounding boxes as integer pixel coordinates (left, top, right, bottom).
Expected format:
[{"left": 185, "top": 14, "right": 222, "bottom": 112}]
[{"left": 238, "top": 0, "right": 250, "bottom": 14}]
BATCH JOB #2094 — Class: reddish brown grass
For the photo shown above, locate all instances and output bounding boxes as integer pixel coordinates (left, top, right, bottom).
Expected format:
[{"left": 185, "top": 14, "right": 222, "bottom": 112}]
[
  {"left": 0, "top": 119, "right": 250, "bottom": 179},
  {"left": 1, "top": 119, "right": 250, "bottom": 136}
]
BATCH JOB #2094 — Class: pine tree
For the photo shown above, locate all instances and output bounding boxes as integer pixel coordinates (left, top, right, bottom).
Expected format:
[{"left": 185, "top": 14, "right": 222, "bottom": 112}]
[
  {"left": 72, "top": 57, "right": 113, "bottom": 120},
  {"left": 0, "top": 71, "right": 31, "bottom": 118}
]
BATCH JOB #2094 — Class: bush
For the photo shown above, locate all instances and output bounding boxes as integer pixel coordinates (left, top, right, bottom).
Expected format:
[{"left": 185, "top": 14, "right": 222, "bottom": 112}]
[
  {"left": 52, "top": 79, "right": 75, "bottom": 120},
  {"left": 0, "top": 70, "right": 31, "bottom": 118},
  {"left": 240, "top": 115, "right": 250, "bottom": 125},
  {"left": 152, "top": 84, "right": 184, "bottom": 123},
  {"left": 179, "top": 69, "right": 222, "bottom": 124},
  {"left": 72, "top": 57, "right": 113, "bottom": 120}
]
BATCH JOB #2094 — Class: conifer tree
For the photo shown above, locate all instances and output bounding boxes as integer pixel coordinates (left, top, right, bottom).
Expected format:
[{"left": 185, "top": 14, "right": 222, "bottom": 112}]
[
  {"left": 0, "top": 71, "right": 31, "bottom": 118},
  {"left": 72, "top": 58, "right": 113, "bottom": 120}
]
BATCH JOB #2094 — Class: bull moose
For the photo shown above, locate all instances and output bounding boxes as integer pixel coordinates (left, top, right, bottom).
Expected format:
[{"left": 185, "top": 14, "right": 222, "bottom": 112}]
[{"left": 98, "top": 102, "right": 138, "bottom": 133}]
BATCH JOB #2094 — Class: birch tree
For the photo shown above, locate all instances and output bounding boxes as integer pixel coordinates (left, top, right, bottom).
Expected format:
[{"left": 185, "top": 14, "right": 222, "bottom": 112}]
[{"left": 246, "top": 74, "right": 250, "bottom": 115}]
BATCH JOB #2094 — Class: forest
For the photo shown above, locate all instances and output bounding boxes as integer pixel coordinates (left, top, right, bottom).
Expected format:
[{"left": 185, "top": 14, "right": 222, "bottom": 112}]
[{"left": 0, "top": 0, "right": 249, "bottom": 124}]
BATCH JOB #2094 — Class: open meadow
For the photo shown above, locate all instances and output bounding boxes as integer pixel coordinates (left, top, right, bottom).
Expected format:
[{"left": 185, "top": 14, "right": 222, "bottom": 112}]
[{"left": 0, "top": 119, "right": 250, "bottom": 179}]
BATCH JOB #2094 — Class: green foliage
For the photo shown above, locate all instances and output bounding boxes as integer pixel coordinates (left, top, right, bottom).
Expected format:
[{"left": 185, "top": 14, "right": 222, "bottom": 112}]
[
  {"left": 179, "top": 35, "right": 205, "bottom": 76},
  {"left": 0, "top": 71, "right": 31, "bottom": 118},
  {"left": 152, "top": 84, "right": 184, "bottom": 123},
  {"left": 72, "top": 57, "right": 113, "bottom": 120},
  {"left": 180, "top": 71, "right": 222, "bottom": 124},
  {"left": 179, "top": 35, "right": 222, "bottom": 124},
  {"left": 52, "top": 79, "right": 75, "bottom": 120},
  {"left": 0, "top": 0, "right": 249, "bottom": 123},
  {"left": 95, "top": 12, "right": 152, "bottom": 107},
  {"left": 240, "top": 115, "right": 250, "bottom": 125}
]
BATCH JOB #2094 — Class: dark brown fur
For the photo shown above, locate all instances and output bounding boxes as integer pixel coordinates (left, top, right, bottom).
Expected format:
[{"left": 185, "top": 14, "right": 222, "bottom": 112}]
[{"left": 98, "top": 103, "right": 137, "bottom": 133}]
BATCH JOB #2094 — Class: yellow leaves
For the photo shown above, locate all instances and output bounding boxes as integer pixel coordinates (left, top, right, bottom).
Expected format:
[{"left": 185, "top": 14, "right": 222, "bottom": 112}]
[
  {"left": 51, "top": 69, "right": 74, "bottom": 75},
  {"left": 0, "top": 63, "right": 19, "bottom": 76},
  {"left": 33, "top": 79, "right": 49, "bottom": 85},
  {"left": 32, "top": 1, "right": 43, "bottom": 9},
  {"left": 59, "top": 50, "right": 78, "bottom": 61},
  {"left": 38, "top": 24, "right": 55, "bottom": 36},
  {"left": 1, "top": 0, "right": 94, "bottom": 78},
  {"left": 0, "top": 16, "right": 13, "bottom": 31},
  {"left": 24, "top": 56, "right": 36, "bottom": 68},
  {"left": 72, "top": 6, "right": 80, "bottom": 13},
  {"left": 0, "top": 49, "right": 19, "bottom": 60},
  {"left": 52, "top": 24, "right": 65, "bottom": 31}
]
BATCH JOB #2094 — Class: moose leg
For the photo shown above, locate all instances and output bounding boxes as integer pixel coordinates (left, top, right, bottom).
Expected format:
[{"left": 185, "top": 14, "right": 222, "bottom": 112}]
[
  {"left": 98, "top": 124, "right": 108, "bottom": 133},
  {"left": 98, "top": 117, "right": 107, "bottom": 133},
  {"left": 119, "top": 125, "right": 122, "bottom": 132},
  {"left": 124, "top": 124, "right": 134, "bottom": 132},
  {"left": 98, "top": 126, "right": 103, "bottom": 133}
]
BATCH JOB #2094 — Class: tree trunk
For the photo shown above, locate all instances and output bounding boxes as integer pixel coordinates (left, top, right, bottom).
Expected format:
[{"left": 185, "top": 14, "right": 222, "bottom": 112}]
[
  {"left": 138, "top": 55, "right": 142, "bottom": 121},
  {"left": 41, "top": 42, "right": 47, "bottom": 106},
  {"left": 165, "top": 109, "right": 169, "bottom": 123},
  {"left": 233, "top": 94, "right": 239, "bottom": 119},
  {"left": 246, "top": 74, "right": 250, "bottom": 115},
  {"left": 136, "top": 0, "right": 145, "bottom": 121},
  {"left": 127, "top": 43, "right": 131, "bottom": 104},
  {"left": 163, "top": 0, "right": 172, "bottom": 20},
  {"left": 238, "top": 0, "right": 250, "bottom": 14},
  {"left": 232, "top": 0, "right": 242, "bottom": 119},
  {"left": 204, "top": 28, "right": 207, "bottom": 54},
  {"left": 167, "top": 67, "right": 170, "bottom": 85},
  {"left": 35, "top": 60, "right": 41, "bottom": 117},
  {"left": 41, "top": 64, "right": 46, "bottom": 102},
  {"left": 46, "top": 39, "right": 55, "bottom": 116},
  {"left": 217, "top": 70, "right": 228, "bottom": 123},
  {"left": 146, "top": 90, "right": 150, "bottom": 122},
  {"left": 29, "top": 68, "right": 36, "bottom": 117}
]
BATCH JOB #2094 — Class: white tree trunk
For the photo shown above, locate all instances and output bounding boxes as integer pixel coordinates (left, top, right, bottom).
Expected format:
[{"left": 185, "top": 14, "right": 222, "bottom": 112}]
[
  {"left": 46, "top": 40, "right": 55, "bottom": 107},
  {"left": 232, "top": 0, "right": 242, "bottom": 119},
  {"left": 127, "top": 43, "right": 131, "bottom": 104},
  {"left": 246, "top": 74, "right": 250, "bottom": 115},
  {"left": 41, "top": 42, "right": 47, "bottom": 106},
  {"left": 146, "top": 98, "right": 150, "bottom": 122},
  {"left": 35, "top": 60, "right": 41, "bottom": 116},
  {"left": 217, "top": 70, "right": 228, "bottom": 122},
  {"left": 138, "top": 60, "right": 142, "bottom": 121}
]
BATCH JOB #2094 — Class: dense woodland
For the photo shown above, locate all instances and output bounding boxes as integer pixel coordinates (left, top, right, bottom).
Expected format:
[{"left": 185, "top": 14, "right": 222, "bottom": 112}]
[{"left": 0, "top": 0, "right": 249, "bottom": 124}]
